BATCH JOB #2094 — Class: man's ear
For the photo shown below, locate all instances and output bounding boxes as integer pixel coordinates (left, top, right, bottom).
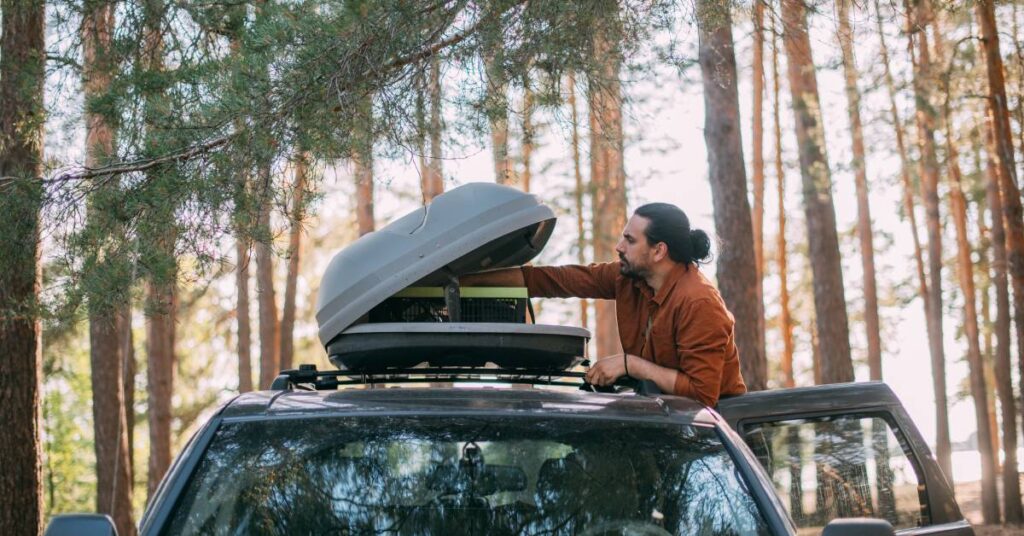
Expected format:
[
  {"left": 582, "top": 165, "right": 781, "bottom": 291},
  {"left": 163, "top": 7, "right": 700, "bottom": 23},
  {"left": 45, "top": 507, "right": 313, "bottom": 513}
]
[{"left": 653, "top": 242, "right": 669, "bottom": 262}]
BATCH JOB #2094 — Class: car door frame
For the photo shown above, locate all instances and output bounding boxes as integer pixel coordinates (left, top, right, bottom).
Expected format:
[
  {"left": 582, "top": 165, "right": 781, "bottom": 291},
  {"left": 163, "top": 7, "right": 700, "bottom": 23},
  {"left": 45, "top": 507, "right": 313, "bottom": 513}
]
[{"left": 716, "top": 381, "right": 972, "bottom": 536}]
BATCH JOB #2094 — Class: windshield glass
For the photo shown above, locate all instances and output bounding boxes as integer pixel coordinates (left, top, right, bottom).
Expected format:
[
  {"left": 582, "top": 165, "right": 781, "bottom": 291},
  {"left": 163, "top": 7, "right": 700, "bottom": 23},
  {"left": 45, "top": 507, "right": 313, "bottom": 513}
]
[{"left": 164, "top": 415, "right": 770, "bottom": 535}]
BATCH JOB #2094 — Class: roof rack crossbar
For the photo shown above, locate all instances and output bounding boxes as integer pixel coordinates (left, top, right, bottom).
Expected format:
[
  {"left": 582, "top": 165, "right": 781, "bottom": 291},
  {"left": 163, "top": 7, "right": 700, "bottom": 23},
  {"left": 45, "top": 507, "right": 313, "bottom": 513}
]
[{"left": 269, "top": 363, "right": 654, "bottom": 394}]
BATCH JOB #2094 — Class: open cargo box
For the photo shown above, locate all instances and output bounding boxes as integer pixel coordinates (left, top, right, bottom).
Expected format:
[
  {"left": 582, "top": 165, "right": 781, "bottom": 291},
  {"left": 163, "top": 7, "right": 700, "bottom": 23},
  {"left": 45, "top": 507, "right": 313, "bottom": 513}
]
[{"left": 316, "top": 183, "right": 590, "bottom": 372}]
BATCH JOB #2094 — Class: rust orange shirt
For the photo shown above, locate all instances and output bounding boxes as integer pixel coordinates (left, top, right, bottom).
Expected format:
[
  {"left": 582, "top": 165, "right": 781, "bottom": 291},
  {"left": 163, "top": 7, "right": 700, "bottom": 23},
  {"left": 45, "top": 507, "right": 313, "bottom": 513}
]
[{"left": 521, "top": 262, "right": 746, "bottom": 406}]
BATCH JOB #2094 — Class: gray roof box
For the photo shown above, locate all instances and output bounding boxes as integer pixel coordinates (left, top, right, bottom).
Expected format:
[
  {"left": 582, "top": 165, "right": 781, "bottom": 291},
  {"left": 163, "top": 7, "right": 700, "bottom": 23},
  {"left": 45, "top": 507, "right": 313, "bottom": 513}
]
[{"left": 316, "top": 182, "right": 560, "bottom": 346}]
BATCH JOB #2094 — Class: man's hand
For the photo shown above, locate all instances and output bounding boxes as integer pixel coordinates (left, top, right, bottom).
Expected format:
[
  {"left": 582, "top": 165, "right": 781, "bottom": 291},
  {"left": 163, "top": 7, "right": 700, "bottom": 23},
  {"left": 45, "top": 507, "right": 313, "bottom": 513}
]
[
  {"left": 585, "top": 353, "right": 631, "bottom": 386},
  {"left": 586, "top": 353, "right": 682, "bottom": 394}
]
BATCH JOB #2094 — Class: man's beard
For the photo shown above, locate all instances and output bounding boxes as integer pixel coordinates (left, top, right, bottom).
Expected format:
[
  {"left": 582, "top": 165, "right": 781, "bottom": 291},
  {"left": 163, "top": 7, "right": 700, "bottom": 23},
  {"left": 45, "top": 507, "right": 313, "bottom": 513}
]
[{"left": 619, "top": 255, "right": 647, "bottom": 280}]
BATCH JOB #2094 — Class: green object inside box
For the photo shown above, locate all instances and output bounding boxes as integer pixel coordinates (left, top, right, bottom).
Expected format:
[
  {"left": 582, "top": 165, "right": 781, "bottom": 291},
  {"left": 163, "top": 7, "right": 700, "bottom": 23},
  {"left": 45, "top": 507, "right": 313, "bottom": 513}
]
[
  {"left": 369, "top": 287, "right": 529, "bottom": 323},
  {"left": 393, "top": 286, "right": 528, "bottom": 299}
]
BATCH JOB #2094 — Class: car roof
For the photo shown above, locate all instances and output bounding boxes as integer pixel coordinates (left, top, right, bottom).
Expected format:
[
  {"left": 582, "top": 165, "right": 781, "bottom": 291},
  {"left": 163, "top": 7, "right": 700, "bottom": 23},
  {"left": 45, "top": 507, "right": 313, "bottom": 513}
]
[{"left": 219, "top": 386, "right": 718, "bottom": 426}]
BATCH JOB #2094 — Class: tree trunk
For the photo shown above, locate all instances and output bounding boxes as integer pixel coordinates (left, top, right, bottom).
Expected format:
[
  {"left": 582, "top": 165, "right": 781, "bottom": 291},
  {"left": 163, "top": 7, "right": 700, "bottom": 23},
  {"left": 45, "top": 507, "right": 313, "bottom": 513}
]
[
  {"left": 836, "top": 0, "right": 882, "bottom": 381},
  {"left": 932, "top": 13, "right": 1006, "bottom": 521},
  {"left": 780, "top": 0, "right": 852, "bottom": 384},
  {"left": 90, "top": 315, "right": 135, "bottom": 536},
  {"left": 976, "top": 4, "right": 1024, "bottom": 472},
  {"left": 522, "top": 81, "right": 534, "bottom": 193},
  {"left": 141, "top": 0, "right": 176, "bottom": 502},
  {"left": 483, "top": 30, "right": 512, "bottom": 185},
  {"left": 231, "top": 32, "right": 253, "bottom": 394},
  {"left": 697, "top": 0, "right": 766, "bottom": 391},
  {"left": 0, "top": 0, "right": 45, "bottom": 531},
  {"left": 986, "top": 120, "right": 1024, "bottom": 522},
  {"left": 751, "top": 0, "right": 765, "bottom": 301},
  {"left": 279, "top": 154, "right": 308, "bottom": 372},
  {"left": 589, "top": 12, "right": 627, "bottom": 358},
  {"left": 568, "top": 71, "right": 589, "bottom": 337},
  {"left": 256, "top": 186, "right": 280, "bottom": 389},
  {"left": 421, "top": 56, "right": 444, "bottom": 203},
  {"left": 771, "top": 11, "right": 794, "bottom": 390},
  {"left": 975, "top": 135, "right": 1003, "bottom": 476},
  {"left": 145, "top": 274, "right": 175, "bottom": 500},
  {"left": 354, "top": 94, "right": 375, "bottom": 237},
  {"left": 122, "top": 311, "right": 134, "bottom": 473},
  {"left": 903, "top": 0, "right": 952, "bottom": 478},
  {"left": 83, "top": 1, "right": 136, "bottom": 531},
  {"left": 873, "top": 0, "right": 930, "bottom": 354},
  {"left": 947, "top": 119, "right": 1000, "bottom": 525},
  {"left": 236, "top": 238, "right": 253, "bottom": 392}
]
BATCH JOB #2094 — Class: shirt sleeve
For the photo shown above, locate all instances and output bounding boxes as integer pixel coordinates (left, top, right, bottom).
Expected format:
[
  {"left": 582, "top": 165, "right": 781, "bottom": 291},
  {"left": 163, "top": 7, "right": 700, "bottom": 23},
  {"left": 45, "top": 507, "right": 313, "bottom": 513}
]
[
  {"left": 521, "top": 263, "right": 619, "bottom": 300},
  {"left": 671, "top": 298, "right": 734, "bottom": 406}
]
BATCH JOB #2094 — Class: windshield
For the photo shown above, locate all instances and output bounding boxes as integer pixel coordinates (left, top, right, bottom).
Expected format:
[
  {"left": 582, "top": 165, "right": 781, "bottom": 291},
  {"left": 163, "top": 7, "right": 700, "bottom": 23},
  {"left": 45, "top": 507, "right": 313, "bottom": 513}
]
[{"left": 164, "top": 415, "right": 770, "bottom": 535}]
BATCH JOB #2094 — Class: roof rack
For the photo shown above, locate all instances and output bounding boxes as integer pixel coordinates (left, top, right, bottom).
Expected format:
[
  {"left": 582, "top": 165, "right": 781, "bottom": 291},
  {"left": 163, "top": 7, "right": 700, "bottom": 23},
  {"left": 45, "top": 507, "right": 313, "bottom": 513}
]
[{"left": 270, "top": 363, "right": 661, "bottom": 395}]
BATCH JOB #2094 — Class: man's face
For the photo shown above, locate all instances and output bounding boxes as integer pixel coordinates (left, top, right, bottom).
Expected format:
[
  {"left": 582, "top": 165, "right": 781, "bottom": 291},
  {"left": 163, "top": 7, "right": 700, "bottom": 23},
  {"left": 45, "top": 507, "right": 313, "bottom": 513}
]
[{"left": 615, "top": 215, "right": 656, "bottom": 279}]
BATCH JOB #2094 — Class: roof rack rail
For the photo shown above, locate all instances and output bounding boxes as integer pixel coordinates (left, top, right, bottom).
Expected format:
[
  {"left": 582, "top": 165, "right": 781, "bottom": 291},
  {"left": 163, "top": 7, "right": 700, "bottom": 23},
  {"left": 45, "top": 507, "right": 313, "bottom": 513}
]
[{"left": 270, "top": 363, "right": 662, "bottom": 395}]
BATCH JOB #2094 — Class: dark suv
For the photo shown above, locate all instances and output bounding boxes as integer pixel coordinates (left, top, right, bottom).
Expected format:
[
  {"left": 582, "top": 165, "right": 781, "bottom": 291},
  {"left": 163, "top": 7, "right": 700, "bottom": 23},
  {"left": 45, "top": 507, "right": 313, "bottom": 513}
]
[{"left": 46, "top": 184, "right": 973, "bottom": 536}]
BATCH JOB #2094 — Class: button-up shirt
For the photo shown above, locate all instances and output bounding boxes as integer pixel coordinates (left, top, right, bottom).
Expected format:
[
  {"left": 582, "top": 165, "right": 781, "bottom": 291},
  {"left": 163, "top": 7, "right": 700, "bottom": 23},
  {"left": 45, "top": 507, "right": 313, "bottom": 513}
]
[{"left": 521, "top": 261, "right": 746, "bottom": 406}]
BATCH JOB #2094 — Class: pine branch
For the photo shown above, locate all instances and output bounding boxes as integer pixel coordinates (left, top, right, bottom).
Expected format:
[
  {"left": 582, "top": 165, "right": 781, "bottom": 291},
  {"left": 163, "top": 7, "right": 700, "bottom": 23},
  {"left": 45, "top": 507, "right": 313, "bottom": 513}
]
[{"left": 32, "top": 1, "right": 525, "bottom": 187}]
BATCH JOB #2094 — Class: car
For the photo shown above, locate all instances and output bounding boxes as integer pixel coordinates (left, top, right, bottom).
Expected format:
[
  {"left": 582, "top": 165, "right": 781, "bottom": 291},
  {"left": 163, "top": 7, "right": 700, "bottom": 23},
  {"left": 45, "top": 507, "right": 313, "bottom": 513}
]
[{"left": 46, "top": 183, "right": 974, "bottom": 535}]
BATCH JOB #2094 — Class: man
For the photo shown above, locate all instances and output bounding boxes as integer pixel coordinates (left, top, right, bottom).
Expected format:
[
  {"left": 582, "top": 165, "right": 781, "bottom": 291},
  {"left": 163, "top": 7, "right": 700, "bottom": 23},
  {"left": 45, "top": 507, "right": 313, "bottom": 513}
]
[{"left": 463, "top": 203, "right": 746, "bottom": 406}]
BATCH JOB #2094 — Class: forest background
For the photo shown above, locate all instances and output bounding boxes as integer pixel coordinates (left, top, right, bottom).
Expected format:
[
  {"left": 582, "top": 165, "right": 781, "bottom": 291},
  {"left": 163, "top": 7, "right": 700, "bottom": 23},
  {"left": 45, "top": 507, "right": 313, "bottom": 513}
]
[{"left": 2, "top": 0, "right": 1024, "bottom": 534}]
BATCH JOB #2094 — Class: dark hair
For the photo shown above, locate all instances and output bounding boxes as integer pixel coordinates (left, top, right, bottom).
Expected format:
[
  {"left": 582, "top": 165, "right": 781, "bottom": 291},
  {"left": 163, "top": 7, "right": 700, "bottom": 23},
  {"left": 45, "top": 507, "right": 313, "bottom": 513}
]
[{"left": 633, "top": 203, "right": 712, "bottom": 265}]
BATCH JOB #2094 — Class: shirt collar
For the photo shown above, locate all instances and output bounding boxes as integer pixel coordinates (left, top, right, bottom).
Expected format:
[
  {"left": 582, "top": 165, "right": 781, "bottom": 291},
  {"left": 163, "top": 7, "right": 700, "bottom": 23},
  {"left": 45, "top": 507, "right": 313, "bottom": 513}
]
[
  {"left": 631, "top": 262, "right": 691, "bottom": 304},
  {"left": 651, "top": 262, "right": 691, "bottom": 305}
]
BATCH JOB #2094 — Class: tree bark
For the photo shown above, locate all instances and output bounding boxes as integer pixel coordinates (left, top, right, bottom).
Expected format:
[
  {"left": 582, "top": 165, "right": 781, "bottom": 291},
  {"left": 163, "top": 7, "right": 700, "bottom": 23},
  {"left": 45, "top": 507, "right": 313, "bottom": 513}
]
[
  {"left": 421, "top": 56, "right": 444, "bottom": 203},
  {"left": 569, "top": 71, "right": 589, "bottom": 338},
  {"left": 122, "top": 311, "right": 135, "bottom": 472},
  {"left": 751, "top": 0, "right": 766, "bottom": 301},
  {"left": 483, "top": 30, "right": 512, "bottom": 185},
  {"left": 145, "top": 275, "right": 175, "bottom": 500},
  {"left": 589, "top": 11, "right": 627, "bottom": 358},
  {"left": 256, "top": 184, "right": 280, "bottom": 389},
  {"left": 974, "top": 134, "right": 1003, "bottom": 477},
  {"left": 836, "top": 0, "right": 882, "bottom": 381},
  {"left": 976, "top": 3, "right": 1024, "bottom": 469},
  {"left": 279, "top": 154, "right": 308, "bottom": 372},
  {"left": 522, "top": 81, "right": 534, "bottom": 193},
  {"left": 236, "top": 238, "right": 253, "bottom": 392},
  {"left": 780, "top": 0, "right": 853, "bottom": 384},
  {"left": 986, "top": 120, "right": 1024, "bottom": 522},
  {"left": 932, "top": 12, "right": 1007, "bottom": 521},
  {"left": 83, "top": 0, "right": 136, "bottom": 531},
  {"left": 0, "top": 0, "right": 45, "bottom": 531},
  {"left": 873, "top": 0, "right": 930, "bottom": 350},
  {"left": 947, "top": 118, "right": 1000, "bottom": 525},
  {"left": 354, "top": 94, "right": 375, "bottom": 237},
  {"left": 140, "top": 0, "right": 176, "bottom": 502},
  {"left": 903, "top": 0, "right": 952, "bottom": 478},
  {"left": 771, "top": 11, "right": 794, "bottom": 390},
  {"left": 697, "top": 0, "right": 766, "bottom": 391}
]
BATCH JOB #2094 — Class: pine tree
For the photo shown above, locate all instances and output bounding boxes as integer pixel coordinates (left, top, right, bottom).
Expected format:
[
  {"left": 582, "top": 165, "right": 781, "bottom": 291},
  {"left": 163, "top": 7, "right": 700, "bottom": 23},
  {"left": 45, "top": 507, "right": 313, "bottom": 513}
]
[
  {"left": 0, "top": 0, "right": 45, "bottom": 532},
  {"left": 781, "top": 0, "right": 853, "bottom": 384},
  {"left": 696, "top": 0, "right": 766, "bottom": 390}
]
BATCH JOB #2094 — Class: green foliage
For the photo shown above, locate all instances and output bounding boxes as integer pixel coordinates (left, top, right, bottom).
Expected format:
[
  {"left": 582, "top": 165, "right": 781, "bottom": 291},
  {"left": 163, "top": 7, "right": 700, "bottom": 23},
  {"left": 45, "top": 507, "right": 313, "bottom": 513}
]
[{"left": 41, "top": 320, "right": 97, "bottom": 520}]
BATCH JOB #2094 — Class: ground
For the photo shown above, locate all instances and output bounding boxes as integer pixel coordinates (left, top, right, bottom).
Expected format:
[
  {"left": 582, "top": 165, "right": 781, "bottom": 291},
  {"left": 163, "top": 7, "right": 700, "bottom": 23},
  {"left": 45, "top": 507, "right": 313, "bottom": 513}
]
[{"left": 958, "top": 478, "right": 1024, "bottom": 534}]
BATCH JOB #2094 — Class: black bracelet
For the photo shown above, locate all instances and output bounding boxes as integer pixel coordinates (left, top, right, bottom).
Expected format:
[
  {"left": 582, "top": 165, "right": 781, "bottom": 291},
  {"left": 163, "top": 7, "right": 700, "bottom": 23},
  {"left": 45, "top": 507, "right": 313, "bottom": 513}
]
[{"left": 623, "top": 353, "right": 631, "bottom": 379}]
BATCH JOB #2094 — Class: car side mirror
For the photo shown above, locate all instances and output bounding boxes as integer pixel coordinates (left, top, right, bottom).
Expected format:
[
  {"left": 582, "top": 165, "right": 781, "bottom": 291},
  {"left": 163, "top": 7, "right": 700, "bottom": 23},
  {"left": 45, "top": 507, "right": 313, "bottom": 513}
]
[
  {"left": 44, "top": 514, "right": 118, "bottom": 536},
  {"left": 821, "top": 517, "right": 895, "bottom": 536}
]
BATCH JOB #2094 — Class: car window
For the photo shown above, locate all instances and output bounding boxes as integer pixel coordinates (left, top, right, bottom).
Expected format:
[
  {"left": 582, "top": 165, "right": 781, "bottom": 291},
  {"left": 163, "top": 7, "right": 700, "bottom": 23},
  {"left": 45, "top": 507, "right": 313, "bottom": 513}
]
[
  {"left": 163, "top": 416, "right": 771, "bottom": 535},
  {"left": 740, "top": 413, "right": 927, "bottom": 534}
]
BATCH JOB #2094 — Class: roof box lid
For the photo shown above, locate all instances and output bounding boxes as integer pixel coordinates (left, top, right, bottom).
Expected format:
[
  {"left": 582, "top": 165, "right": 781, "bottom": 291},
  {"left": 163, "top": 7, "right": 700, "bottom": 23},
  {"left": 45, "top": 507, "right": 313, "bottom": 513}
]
[{"left": 316, "top": 182, "right": 556, "bottom": 345}]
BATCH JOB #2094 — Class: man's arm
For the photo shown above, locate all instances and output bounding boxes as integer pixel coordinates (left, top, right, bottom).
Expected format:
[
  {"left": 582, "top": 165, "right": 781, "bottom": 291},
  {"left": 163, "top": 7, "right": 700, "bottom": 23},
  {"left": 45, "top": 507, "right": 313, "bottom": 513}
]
[
  {"left": 585, "top": 353, "right": 679, "bottom": 394},
  {"left": 670, "top": 298, "right": 733, "bottom": 406},
  {"left": 459, "top": 267, "right": 525, "bottom": 287},
  {"left": 461, "top": 263, "right": 619, "bottom": 300}
]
